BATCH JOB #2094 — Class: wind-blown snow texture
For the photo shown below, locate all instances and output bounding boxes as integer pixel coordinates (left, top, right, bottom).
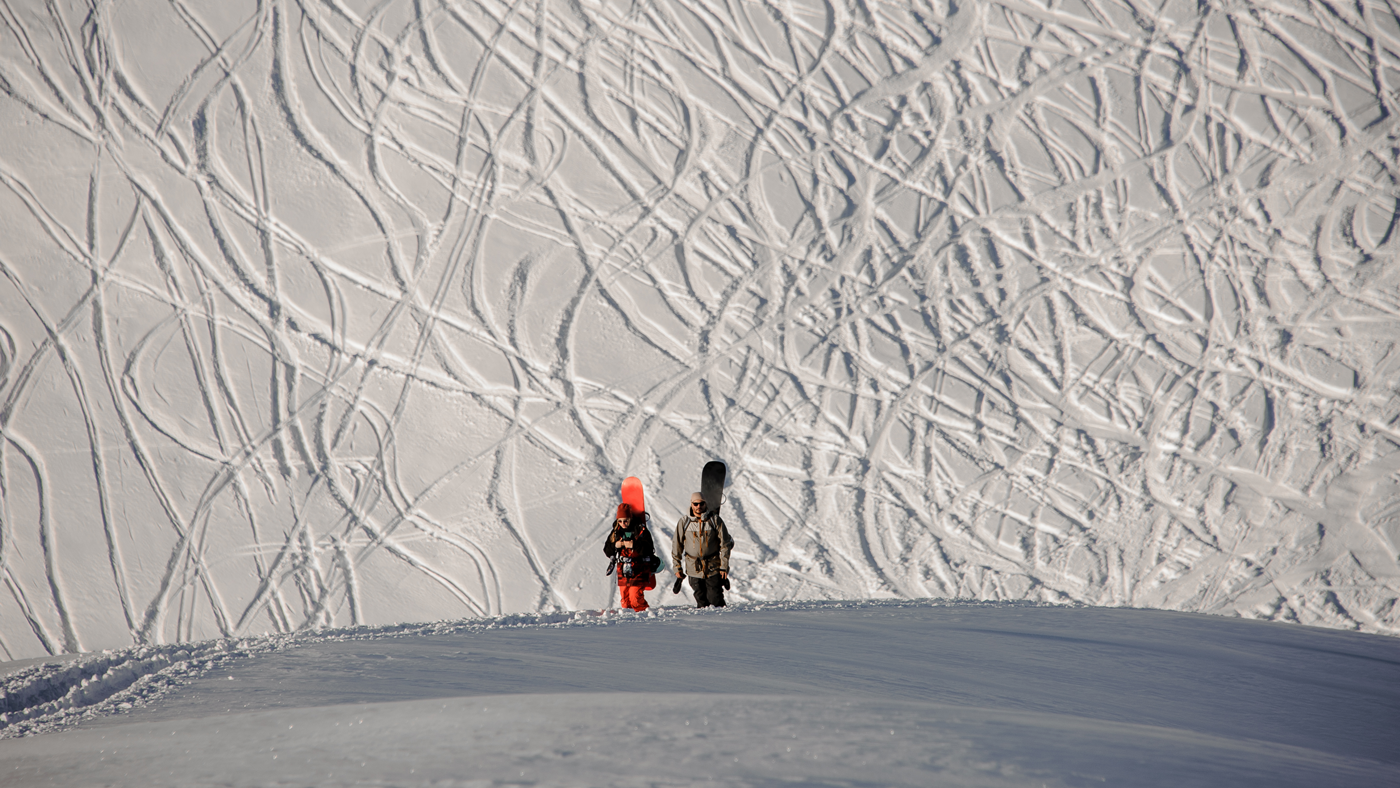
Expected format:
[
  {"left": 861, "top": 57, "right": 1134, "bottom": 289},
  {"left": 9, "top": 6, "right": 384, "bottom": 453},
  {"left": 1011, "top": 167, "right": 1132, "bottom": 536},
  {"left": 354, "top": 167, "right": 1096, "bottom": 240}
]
[{"left": 1, "top": 0, "right": 1398, "bottom": 658}]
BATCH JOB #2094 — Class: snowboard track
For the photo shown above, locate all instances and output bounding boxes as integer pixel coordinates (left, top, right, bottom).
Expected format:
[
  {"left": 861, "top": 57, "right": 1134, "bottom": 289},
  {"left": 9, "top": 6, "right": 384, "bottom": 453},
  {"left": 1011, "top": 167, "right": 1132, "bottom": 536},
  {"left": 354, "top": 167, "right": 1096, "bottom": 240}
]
[{"left": 0, "top": 0, "right": 1398, "bottom": 659}]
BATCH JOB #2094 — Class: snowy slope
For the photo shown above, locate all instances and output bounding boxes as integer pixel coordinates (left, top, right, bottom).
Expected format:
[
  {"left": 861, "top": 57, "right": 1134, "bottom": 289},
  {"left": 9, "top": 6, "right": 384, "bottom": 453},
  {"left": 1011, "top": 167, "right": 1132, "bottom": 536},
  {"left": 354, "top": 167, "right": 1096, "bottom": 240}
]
[
  {"left": 2, "top": 0, "right": 1400, "bottom": 659},
  {"left": 2, "top": 601, "right": 1398, "bottom": 786}
]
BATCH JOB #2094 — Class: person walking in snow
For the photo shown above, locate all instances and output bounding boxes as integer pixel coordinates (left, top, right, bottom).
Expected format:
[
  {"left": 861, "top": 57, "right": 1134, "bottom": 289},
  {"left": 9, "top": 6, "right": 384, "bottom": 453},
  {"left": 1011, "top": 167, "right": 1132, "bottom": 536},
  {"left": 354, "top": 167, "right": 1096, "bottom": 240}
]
[
  {"left": 672, "top": 492, "right": 734, "bottom": 607},
  {"left": 604, "top": 503, "right": 659, "bottom": 612}
]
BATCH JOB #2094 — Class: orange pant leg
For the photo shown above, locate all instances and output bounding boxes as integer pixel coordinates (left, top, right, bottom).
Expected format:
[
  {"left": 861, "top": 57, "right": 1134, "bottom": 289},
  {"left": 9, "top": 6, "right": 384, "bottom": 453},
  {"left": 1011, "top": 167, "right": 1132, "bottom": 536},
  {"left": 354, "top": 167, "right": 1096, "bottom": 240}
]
[{"left": 619, "top": 584, "right": 648, "bottom": 611}]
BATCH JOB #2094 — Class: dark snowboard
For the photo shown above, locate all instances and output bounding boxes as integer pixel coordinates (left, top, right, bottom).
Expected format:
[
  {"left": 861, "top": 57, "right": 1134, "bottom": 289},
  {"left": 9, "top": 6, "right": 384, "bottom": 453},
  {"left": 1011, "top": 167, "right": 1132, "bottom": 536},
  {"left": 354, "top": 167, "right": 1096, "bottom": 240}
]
[{"left": 701, "top": 460, "right": 726, "bottom": 516}]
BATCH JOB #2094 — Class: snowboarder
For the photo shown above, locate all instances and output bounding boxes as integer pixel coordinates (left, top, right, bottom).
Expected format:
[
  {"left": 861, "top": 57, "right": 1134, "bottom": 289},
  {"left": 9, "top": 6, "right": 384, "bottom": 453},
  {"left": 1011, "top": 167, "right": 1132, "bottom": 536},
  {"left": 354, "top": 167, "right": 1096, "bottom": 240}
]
[
  {"left": 604, "top": 503, "right": 658, "bottom": 612},
  {"left": 672, "top": 492, "right": 734, "bottom": 607}
]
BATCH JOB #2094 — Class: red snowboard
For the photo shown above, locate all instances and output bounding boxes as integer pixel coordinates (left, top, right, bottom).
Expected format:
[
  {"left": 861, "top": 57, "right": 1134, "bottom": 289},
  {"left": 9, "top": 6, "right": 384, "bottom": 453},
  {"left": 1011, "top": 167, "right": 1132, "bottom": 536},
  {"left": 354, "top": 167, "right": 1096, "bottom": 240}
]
[{"left": 620, "top": 476, "right": 646, "bottom": 517}]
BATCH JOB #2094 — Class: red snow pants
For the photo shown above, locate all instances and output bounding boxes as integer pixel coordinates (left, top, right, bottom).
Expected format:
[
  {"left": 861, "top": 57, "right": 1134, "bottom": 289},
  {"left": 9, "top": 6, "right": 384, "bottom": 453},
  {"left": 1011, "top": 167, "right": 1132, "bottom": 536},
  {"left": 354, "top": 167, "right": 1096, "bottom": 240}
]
[{"left": 618, "top": 575, "right": 654, "bottom": 611}]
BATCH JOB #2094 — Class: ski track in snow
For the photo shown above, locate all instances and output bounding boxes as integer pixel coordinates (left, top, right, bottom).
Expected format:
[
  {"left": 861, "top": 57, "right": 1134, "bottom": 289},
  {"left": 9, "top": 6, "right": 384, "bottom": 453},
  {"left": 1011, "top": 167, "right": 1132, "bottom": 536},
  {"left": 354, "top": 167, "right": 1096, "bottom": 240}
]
[{"left": 0, "top": 0, "right": 1398, "bottom": 658}]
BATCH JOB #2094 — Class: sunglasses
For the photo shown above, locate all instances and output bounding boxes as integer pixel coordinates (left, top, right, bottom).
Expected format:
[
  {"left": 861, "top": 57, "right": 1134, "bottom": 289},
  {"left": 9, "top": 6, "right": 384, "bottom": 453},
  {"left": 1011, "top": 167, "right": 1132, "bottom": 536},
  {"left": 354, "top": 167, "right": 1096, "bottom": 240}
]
[{"left": 691, "top": 501, "right": 706, "bottom": 508}]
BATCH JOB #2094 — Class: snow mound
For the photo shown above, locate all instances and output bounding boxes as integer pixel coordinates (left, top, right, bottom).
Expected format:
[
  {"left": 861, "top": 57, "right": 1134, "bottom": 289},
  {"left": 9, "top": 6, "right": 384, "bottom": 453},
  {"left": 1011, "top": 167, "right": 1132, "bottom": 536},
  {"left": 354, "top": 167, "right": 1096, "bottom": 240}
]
[
  {"left": 1, "top": 600, "right": 1397, "bottom": 786},
  {"left": 0, "top": 605, "right": 676, "bottom": 737},
  {"left": 1, "top": 0, "right": 1398, "bottom": 661}
]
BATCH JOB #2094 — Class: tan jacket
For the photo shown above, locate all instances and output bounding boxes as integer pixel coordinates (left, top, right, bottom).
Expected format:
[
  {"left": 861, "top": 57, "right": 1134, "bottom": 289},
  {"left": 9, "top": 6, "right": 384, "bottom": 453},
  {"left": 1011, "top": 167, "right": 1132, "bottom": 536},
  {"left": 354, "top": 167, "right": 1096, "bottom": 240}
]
[{"left": 672, "top": 514, "right": 734, "bottom": 577}]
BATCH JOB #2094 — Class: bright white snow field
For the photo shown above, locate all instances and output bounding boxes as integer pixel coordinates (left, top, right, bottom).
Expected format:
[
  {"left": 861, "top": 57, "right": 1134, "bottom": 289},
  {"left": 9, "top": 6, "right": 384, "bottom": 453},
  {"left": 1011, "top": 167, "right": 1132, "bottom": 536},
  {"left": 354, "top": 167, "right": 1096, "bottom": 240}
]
[
  {"left": 6, "top": 3, "right": 1400, "bottom": 784},
  {"left": 1, "top": 0, "right": 1400, "bottom": 662}
]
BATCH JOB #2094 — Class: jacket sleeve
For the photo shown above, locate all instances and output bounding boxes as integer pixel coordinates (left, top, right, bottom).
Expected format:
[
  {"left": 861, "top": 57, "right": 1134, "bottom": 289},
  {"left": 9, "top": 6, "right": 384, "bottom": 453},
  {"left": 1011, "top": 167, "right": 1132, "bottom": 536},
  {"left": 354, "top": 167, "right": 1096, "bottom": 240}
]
[
  {"left": 672, "top": 517, "right": 686, "bottom": 576},
  {"left": 716, "top": 516, "right": 735, "bottom": 573},
  {"left": 603, "top": 525, "right": 618, "bottom": 557}
]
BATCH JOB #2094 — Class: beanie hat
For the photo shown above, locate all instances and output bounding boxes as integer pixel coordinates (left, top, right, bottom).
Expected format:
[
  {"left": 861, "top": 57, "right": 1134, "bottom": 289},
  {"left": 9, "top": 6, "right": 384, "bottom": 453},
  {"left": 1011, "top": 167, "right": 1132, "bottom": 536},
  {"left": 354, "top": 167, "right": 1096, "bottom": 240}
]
[{"left": 616, "top": 503, "right": 632, "bottom": 520}]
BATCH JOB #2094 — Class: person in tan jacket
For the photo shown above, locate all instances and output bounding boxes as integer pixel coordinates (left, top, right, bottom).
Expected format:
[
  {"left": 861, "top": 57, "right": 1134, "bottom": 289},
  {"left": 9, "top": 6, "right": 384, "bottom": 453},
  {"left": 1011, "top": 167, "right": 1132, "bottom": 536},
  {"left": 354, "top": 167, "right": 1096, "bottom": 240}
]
[{"left": 672, "top": 492, "right": 734, "bottom": 607}]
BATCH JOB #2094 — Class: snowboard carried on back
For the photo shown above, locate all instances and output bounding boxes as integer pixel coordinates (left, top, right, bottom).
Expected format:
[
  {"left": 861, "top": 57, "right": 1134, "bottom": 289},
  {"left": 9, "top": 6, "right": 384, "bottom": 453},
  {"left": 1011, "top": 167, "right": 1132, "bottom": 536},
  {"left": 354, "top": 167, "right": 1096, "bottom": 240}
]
[
  {"left": 702, "top": 461, "right": 730, "bottom": 590},
  {"left": 621, "top": 476, "right": 646, "bottom": 519},
  {"left": 701, "top": 461, "right": 726, "bottom": 516},
  {"left": 674, "top": 461, "right": 727, "bottom": 594}
]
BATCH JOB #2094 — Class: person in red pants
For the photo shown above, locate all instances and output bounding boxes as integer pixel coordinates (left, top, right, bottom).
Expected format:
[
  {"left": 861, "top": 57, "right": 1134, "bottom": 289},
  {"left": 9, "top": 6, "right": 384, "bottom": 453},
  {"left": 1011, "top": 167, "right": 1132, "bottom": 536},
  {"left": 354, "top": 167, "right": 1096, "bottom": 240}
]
[{"left": 604, "top": 503, "right": 658, "bottom": 611}]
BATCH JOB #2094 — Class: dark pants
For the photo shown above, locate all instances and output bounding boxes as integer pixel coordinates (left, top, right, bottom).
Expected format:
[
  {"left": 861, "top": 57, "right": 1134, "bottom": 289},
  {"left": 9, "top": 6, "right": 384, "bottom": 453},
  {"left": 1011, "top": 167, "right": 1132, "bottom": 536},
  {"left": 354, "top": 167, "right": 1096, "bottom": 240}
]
[{"left": 689, "top": 574, "right": 726, "bottom": 608}]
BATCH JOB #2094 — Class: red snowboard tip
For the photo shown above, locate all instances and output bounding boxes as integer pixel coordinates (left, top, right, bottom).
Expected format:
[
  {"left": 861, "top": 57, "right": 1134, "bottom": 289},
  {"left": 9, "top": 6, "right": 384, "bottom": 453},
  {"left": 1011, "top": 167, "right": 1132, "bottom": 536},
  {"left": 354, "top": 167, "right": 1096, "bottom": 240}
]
[{"left": 620, "top": 476, "right": 646, "bottom": 516}]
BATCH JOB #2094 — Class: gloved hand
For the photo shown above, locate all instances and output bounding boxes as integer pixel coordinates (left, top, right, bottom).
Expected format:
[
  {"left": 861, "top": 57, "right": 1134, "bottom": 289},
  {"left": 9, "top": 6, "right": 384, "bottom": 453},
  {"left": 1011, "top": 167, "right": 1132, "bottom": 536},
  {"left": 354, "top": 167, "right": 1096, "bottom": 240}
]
[{"left": 672, "top": 575, "right": 684, "bottom": 594}]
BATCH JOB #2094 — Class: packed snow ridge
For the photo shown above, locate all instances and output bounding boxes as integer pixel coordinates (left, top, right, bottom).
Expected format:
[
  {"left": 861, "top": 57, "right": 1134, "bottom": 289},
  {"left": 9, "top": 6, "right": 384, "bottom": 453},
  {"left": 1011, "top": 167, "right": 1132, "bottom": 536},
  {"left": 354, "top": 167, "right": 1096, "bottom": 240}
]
[
  {"left": 1, "top": 0, "right": 1399, "bottom": 659},
  {"left": 0, "top": 608, "right": 603, "bottom": 738},
  {"left": 2, "top": 600, "right": 1398, "bottom": 786}
]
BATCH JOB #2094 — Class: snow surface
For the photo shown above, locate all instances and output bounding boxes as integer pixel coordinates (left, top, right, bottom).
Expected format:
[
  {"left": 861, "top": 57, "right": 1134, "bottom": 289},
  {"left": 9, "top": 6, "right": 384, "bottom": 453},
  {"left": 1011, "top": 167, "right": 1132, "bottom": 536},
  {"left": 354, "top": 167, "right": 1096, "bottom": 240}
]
[
  {"left": 2, "top": 0, "right": 1400, "bottom": 660},
  {"left": 1, "top": 601, "right": 1398, "bottom": 786}
]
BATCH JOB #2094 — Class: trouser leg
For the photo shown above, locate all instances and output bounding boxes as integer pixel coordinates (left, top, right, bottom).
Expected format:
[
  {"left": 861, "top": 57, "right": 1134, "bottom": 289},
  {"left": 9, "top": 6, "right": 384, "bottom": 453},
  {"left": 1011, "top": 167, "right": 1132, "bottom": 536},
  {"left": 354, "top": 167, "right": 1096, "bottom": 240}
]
[
  {"left": 620, "top": 585, "right": 648, "bottom": 611},
  {"left": 705, "top": 574, "right": 726, "bottom": 607},
  {"left": 688, "top": 576, "right": 710, "bottom": 608},
  {"left": 688, "top": 575, "right": 725, "bottom": 608}
]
